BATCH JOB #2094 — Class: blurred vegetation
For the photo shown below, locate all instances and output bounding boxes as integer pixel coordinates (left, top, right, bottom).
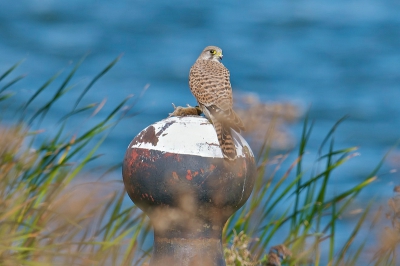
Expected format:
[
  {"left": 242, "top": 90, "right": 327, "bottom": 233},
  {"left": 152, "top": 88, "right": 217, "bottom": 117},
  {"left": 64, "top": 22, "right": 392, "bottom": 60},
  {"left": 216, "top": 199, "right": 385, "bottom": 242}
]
[
  {"left": 0, "top": 58, "right": 398, "bottom": 266},
  {"left": 0, "top": 58, "right": 149, "bottom": 266}
]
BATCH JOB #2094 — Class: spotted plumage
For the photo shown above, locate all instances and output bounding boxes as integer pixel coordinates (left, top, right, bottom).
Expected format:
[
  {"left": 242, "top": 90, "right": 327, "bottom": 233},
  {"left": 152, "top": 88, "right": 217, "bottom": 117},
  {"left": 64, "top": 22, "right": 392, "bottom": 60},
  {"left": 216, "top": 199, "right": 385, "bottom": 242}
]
[{"left": 189, "top": 46, "right": 245, "bottom": 160}]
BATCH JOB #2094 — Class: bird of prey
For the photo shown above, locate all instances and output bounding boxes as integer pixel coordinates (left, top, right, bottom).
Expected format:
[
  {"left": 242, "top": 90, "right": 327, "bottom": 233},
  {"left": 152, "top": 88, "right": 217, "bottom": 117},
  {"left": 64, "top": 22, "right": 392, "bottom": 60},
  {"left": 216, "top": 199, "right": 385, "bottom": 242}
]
[{"left": 189, "top": 46, "right": 245, "bottom": 160}]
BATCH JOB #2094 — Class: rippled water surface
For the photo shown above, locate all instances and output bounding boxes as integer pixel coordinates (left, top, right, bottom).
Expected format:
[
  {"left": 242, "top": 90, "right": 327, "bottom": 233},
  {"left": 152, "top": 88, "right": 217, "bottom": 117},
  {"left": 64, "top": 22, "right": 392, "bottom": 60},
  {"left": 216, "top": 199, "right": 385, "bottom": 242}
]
[{"left": 1, "top": 0, "right": 400, "bottom": 259}]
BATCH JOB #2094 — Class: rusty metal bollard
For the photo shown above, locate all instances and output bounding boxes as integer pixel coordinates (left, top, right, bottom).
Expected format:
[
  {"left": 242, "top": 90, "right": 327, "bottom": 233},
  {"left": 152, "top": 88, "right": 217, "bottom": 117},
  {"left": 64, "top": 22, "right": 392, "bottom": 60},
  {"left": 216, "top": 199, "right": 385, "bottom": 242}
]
[{"left": 122, "top": 116, "right": 256, "bottom": 266}]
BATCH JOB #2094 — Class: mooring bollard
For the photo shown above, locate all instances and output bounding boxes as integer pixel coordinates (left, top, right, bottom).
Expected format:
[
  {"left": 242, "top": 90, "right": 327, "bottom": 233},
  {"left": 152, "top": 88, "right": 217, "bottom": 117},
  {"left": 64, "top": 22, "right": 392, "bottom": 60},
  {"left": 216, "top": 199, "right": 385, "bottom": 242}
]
[{"left": 122, "top": 116, "right": 256, "bottom": 266}]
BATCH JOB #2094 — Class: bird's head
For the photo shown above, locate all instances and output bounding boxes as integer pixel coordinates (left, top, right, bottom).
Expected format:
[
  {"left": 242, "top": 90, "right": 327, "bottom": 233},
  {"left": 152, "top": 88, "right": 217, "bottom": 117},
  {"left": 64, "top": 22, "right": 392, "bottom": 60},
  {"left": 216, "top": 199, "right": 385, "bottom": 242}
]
[{"left": 198, "top": 46, "right": 223, "bottom": 62}]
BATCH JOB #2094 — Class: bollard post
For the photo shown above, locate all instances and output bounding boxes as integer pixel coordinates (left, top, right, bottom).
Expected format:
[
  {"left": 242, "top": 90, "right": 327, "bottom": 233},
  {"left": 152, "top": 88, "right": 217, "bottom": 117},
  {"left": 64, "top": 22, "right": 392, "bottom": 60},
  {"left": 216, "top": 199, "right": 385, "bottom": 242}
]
[{"left": 122, "top": 116, "right": 256, "bottom": 266}]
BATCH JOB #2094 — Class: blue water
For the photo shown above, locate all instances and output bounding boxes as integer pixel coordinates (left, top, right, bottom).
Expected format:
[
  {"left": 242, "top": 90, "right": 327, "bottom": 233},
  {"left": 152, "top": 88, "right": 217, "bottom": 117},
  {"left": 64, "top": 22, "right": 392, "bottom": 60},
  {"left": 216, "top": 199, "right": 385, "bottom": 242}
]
[{"left": 1, "top": 0, "right": 400, "bottom": 261}]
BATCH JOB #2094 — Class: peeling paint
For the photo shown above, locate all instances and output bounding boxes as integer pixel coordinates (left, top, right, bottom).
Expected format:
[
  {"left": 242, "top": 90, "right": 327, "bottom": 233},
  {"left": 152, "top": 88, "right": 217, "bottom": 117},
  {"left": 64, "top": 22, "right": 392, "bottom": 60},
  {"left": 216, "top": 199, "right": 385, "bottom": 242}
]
[
  {"left": 155, "top": 120, "right": 176, "bottom": 137},
  {"left": 132, "top": 126, "right": 158, "bottom": 146},
  {"left": 186, "top": 170, "right": 193, "bottom": 180}
]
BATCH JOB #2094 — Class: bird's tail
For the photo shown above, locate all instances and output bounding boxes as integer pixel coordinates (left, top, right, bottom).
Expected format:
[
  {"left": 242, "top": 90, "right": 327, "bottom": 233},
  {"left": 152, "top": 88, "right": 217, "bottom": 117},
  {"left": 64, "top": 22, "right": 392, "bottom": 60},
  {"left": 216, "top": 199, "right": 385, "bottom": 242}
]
[{"left": 214, "top": 120, "right": 236, "bottom": 160}]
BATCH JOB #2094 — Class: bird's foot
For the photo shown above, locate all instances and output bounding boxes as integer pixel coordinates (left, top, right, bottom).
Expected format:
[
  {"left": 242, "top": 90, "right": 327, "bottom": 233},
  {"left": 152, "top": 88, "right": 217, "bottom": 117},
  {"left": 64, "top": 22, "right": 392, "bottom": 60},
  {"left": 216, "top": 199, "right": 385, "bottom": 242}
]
[{"left": 168, "top": 103, "right": 203, "bottom": 117}]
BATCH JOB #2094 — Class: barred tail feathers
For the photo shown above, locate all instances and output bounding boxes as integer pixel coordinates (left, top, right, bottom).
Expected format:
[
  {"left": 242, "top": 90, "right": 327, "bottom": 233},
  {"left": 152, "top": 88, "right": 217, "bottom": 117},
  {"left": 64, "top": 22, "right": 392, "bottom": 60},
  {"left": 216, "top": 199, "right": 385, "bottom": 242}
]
[{"left": 213, "top": 120, "right": 237, "bottom": 160}]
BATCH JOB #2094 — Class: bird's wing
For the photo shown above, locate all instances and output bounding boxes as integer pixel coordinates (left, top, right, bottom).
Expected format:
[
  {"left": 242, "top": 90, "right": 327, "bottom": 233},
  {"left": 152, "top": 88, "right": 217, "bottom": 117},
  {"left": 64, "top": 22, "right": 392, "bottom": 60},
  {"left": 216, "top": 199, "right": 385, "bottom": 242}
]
[
  {"left": 189, "top": 60, "right": 244, "bottom": 132},
  {"left": 206, "top": 105, "right": 245, "bottom": 132},
  {"left": 189, "top": 60, "right": 233, "bottom": 109}
]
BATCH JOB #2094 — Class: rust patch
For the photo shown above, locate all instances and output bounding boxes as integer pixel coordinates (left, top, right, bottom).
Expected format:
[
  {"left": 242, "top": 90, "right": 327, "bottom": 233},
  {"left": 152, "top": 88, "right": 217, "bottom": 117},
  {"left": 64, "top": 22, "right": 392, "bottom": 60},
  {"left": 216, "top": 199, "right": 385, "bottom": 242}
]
[
  {"left": 186, "top": 170, "right": 193, "bottom": 181},
  {"left": 237, "top": 160, "right": 246, "bottom": 178},
  {"left": 163, "top": 153, "right": 181, "bottom": 162},
  {"left": 209, "top": 164, "right": 216, "bottom": 172},
  {"left": 132, "top": 126, "right": 158, "bottom": 146},
  {"left": 163, "top": 153, "right": 174, "bottom": 158},
  {"left": 127, "top": 149, "right": 158, "bottom": 180},
  {"left": 172, "top": 171, "right": 179, "bottom": 180},
  {"left": 130, "top": 149, "right": 139, "bottom": 162}
]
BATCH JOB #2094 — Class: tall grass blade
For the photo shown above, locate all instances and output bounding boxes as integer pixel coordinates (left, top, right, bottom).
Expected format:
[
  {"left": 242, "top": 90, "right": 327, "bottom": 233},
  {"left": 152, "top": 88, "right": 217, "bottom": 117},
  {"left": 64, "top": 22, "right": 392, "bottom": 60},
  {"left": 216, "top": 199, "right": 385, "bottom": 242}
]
[{"left": 73, "top": 54, "right": 122, "bottom": 109}]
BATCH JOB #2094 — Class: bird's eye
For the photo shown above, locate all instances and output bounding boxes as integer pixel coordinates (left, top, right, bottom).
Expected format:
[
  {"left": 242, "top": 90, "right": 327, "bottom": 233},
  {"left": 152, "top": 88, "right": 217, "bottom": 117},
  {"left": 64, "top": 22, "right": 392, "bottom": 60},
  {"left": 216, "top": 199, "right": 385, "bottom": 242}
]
[{"left": 210, "top": 50, "right": 216, "bottom": 55}]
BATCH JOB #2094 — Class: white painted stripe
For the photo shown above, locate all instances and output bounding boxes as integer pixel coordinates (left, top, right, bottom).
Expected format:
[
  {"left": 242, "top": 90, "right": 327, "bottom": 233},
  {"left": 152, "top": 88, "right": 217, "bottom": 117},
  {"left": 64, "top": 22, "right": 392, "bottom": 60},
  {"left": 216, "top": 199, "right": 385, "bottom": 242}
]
[{"left": 130, "top": 116, "right": 253, "bottom": 158}]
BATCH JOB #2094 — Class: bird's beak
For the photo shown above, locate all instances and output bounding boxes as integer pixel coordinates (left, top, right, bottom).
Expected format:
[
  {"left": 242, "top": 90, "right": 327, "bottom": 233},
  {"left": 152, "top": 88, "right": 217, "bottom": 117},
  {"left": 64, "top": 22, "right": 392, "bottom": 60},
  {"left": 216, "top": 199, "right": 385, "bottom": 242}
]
[{"left": 217, "top": 52, "right": 223, "bottom": 60}]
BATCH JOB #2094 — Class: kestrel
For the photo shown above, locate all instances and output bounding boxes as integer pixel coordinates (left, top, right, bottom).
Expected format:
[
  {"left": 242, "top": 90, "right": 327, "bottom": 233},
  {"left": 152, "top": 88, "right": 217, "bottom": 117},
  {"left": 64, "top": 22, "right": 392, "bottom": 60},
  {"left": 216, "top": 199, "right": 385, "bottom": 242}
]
[{"left": 189, "top": 46, "right": 245, "bottom": 160}]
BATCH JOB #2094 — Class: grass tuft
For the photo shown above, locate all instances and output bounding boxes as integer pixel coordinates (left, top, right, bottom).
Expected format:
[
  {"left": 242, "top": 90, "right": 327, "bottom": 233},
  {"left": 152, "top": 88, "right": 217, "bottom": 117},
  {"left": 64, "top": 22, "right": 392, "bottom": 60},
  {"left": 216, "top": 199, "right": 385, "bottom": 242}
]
[{"left": 0, "top": 58, "right": 148, "bottom": 266}]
